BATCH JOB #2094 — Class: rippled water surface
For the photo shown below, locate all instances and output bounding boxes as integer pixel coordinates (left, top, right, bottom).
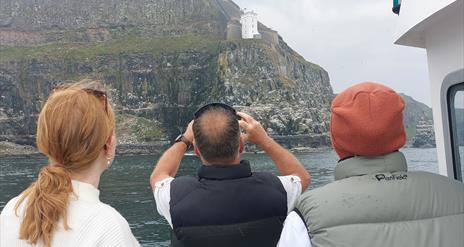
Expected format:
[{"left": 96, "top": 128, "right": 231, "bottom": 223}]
[{"left": 0, "top": 148, "right": 438, "bottom": 246}]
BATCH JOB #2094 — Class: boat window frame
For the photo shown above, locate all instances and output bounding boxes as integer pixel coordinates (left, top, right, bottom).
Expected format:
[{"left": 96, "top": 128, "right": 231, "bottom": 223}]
[
  {"left": 447, "top": 82, "right": 464, "bottom": 182},
  {"left": 447, "top": 81, "right": 464, "bottom": 182}
]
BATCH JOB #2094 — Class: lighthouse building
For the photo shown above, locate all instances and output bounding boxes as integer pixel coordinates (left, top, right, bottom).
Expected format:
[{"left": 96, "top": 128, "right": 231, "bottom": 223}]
[{"left": 240, "top": 9, "right": 261, "bottom": 39}]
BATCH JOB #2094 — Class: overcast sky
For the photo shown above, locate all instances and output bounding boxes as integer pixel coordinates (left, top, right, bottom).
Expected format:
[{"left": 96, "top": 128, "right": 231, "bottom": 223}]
[{"left": 234, "top": 0, "right": 431, "bottom": 106}]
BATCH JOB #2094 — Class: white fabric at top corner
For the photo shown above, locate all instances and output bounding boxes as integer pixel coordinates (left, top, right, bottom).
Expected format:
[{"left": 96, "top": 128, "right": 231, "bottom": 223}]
[{"left": 277, "top": 211, "right": 312, "bottom": 247}]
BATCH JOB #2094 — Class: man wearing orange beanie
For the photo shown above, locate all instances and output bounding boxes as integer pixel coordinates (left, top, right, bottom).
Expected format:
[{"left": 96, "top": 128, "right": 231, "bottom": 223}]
[{"left": 278, "top": 82, "right": 464, "bottom": 247}]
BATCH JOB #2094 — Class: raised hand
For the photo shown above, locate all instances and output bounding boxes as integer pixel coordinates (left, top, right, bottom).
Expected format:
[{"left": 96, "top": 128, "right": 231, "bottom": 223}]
[
  {"left": 183, "top": 120, "right": 194, "bottom": 143},
  {"left": 237, "top": 112, "right": 270, "bottom": 147}
]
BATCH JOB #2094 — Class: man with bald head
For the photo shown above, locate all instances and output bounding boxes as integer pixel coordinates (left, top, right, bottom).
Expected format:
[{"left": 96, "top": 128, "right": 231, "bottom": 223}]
[{"left": 150, "top": 103, "right": 310, "bottom": 247}]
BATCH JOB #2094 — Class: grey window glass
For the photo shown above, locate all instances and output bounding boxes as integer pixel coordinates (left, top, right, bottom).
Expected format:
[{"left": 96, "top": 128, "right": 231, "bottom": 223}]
[
  {"left": 449, "top": 83, "right": 464, "bottom": 181},
  {"left": 455, "top": 91, "right": 464, "bottom": 180}
]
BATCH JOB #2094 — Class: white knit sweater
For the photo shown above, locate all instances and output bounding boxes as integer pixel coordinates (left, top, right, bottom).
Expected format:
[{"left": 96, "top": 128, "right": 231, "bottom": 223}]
[{"left": 0, "top": 180, "right": 140, "bottom": 247}]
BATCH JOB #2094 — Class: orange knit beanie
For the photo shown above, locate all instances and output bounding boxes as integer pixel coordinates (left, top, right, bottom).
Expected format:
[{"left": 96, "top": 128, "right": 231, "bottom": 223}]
[{"left": 330, "top": 82, "right": 406, "bottom": 159}]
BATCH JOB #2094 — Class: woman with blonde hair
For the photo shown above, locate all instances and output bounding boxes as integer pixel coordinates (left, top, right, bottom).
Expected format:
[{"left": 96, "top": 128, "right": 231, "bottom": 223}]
[{"left": 0, "top": 80, "right": 140, "bottom": 247}]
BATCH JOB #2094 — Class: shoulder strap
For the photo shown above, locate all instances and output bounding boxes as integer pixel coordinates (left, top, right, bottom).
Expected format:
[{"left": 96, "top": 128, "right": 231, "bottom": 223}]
[{"left": 293, "top": 208, "right": 309, "bottom": 232}]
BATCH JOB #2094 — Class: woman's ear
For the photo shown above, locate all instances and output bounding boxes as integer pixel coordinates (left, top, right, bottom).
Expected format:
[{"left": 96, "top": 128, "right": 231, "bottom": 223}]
[{"left": 105, "top": 132, "right": 116, "bottom": 155}]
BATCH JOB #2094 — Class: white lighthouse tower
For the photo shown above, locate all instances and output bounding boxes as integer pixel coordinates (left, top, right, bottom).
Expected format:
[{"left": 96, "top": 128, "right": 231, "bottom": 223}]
[{"left": 240, "top": 9, "right": 261, "bottom": 39}]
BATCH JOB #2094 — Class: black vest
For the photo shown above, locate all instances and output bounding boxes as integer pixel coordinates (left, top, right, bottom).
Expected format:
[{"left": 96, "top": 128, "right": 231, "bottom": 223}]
[{"left": 169, "top": 160, "right": 287, "bottom": 247}]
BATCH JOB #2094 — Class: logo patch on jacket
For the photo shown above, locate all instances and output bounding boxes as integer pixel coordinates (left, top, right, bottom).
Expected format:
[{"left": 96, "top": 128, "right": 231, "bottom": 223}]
[{"left": 374, "top": 173, "right": 408, "bottom": 181}]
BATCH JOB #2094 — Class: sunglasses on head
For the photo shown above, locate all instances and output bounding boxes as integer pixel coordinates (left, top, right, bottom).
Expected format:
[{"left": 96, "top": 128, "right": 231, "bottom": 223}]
[
  {"left": 193, "top": 102, "right": 241, "bottom": 120},
  {"left": 83, "top": 88, "right": 108, "bottom": 114},
  {"left": 53, "top": 84, "right": 108, "bottom": 114}
]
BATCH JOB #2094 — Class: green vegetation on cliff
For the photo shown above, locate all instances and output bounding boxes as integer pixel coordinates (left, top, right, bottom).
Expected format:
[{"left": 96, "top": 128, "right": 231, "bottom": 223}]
[
  {"left": 0, "top": 35, "right": 221, "bottom": 62},
  {"left": 116, "top": 114, "right": 165, "bottom": 143}
]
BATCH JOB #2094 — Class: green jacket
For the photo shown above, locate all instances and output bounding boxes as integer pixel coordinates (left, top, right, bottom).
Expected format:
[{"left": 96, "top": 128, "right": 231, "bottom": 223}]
[{"left": 296, "top": 152, "right": 464, "bottom": 247}]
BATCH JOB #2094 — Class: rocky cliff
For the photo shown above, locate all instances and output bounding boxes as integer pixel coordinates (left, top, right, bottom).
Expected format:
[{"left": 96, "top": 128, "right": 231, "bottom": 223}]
[
  {"left": 0, "top": 0, "right": 333, "bottom": 154},
  {"left": 0, "top": 0, "right": 228, "bottom": 45},
  {"left": 400, "top": 94, "right": 436, "bottom": 148}
]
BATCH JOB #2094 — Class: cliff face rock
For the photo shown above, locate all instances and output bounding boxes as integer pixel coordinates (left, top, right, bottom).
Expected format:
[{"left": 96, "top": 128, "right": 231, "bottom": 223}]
[
  {"left": 0, "top": 0, "right": 333, "bottom": 152},
  {"left": 400, "top": 94, "right": 436, "bottom": 148},
  {"left": 218, "top": 40, "right": 332, "bottom": 136},
  {"left": 0, "top": 0, "right": 226, "bottom": 45},
  {"left": 0, "top": 37, "right": 332, "bottom": 148}
]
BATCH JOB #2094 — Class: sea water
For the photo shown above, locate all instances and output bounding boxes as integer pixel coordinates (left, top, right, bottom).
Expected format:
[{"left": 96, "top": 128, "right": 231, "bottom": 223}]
[{"left": 0, "top": 148, "right": 438, "bottom": 246}]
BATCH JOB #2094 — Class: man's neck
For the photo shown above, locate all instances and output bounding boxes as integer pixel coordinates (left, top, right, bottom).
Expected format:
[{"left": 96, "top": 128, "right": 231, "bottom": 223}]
[{"left": 202, "top": 156, "right": 241, "bottom": 166}]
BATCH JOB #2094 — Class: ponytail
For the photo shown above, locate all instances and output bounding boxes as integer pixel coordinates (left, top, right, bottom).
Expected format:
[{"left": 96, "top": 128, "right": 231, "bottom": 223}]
[{"left": 15, "top": 165, "right": 73, "bottom": 247}]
